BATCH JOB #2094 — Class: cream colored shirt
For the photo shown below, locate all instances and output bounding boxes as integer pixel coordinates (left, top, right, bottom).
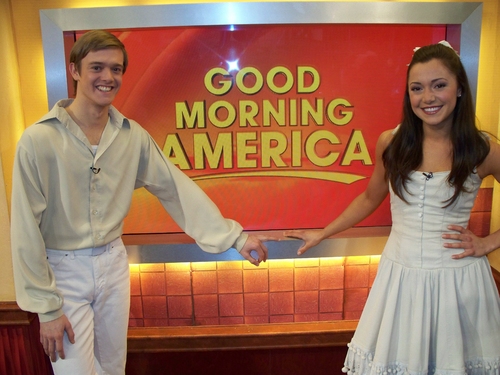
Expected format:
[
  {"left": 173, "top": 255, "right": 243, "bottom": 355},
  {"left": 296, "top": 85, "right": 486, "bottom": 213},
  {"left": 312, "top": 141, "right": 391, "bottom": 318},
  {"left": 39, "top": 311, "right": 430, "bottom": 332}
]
[{"left": 11, "top": 99, "right": 247, "bottom": 322}]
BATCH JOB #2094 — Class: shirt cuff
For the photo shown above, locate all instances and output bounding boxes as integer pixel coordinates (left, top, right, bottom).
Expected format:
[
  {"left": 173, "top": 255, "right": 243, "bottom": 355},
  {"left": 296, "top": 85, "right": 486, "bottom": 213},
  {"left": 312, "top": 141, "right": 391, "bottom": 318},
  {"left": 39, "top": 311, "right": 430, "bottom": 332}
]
[
  {"left": 38, "top": 308, "right": 64, "bottom": 323},
  {"left": 233, "top": 233, "right": 248, "bottom": 252}
]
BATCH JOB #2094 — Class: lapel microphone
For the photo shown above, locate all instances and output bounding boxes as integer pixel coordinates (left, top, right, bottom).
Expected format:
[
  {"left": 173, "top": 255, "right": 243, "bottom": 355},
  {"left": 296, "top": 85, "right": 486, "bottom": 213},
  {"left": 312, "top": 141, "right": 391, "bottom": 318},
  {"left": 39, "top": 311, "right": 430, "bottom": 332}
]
[
  {"left": 422, "top": 172, "right": 433, "bottom": 181},
  {"left": 90, "top": 167, "right": 101, "bottom": 174}
]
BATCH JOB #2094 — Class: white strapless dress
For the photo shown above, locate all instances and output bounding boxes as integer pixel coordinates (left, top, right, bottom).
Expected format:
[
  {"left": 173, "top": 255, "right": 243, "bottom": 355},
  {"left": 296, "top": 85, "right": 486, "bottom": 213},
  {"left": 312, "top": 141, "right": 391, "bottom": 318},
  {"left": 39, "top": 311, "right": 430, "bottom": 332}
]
[{"left": 343, "top": 171, "right": 500, "bottom": 375}]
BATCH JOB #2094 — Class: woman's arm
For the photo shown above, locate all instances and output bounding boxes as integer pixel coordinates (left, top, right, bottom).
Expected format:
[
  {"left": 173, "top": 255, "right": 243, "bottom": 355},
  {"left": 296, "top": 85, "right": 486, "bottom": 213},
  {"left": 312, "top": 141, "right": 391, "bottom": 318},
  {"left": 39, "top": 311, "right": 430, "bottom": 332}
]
[
  {"left": 284, "top": 130, "right": 392, "bottom": 255},
  {"left": 443, "top": 139, "right": 500, "bottom": 257}
]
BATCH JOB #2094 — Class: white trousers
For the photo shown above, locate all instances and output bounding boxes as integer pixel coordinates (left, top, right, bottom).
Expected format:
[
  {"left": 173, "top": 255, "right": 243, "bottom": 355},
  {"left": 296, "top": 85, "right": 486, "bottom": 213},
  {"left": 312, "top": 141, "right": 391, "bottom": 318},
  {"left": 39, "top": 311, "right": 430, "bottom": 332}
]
[{"left": 46, "top": 238, "right": 130, "bottom": 375}]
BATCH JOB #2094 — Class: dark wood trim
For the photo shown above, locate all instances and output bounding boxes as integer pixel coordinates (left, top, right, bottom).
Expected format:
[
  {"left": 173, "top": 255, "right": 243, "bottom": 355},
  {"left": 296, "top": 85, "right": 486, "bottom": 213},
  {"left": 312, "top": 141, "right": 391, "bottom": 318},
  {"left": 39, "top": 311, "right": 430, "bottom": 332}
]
[
  {"left": 127, "top": 320, "right": 358, "bottom": 353},
  {"left": 0, "top": 301, "right": 35, "bottom": 325}
]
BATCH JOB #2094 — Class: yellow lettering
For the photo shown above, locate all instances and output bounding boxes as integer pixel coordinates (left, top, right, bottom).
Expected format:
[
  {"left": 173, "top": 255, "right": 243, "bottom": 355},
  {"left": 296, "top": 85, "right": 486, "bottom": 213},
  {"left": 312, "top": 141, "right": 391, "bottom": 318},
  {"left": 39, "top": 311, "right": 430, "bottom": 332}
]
[
  {"left": 305, "top": 130, "right": 340, "bottom": 167},
  {"left": 239, "top": 100, "right": 259, "bottom": 127},
  {"left": 326, "top": 98, "right": 353, "bottom": 126},
  {"left": 297, "top": 66, "right": 320, "bottom": 93},
  {"left": 175, "top": 101, "right": 205, "bottom": 129},
  {"left": 162, "top": 134, "right": 191, "bottom": 170},
  {"left": 236, "top": 67, "right": 263, "bottom": 95},
  {"left": 193, "top": 133, "right": 233, "bottom": 169},
  {"left": 208, "top": 101, "right": 236, "bottom": 128},
  {"left": 340, "top": 129, "right": 373, "bottom": 166},
  {"left": 261, "top": 132, "right": 287, "bottom": 168},
  {"left": 266, "top": 66, "right": 293, "bottom": 94},
  {"left": 204, "top": 67, "right": 232, "bottom": 95},
  {"left": 237, "top": 132, "right": 257, "bottom": 168}
]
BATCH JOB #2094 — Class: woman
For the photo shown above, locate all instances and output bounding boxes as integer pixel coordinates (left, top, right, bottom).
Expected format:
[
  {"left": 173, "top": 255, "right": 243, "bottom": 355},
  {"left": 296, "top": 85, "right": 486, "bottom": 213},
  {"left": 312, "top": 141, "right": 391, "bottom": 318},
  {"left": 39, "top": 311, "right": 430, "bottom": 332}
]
[{"left": 285, "top": 42, "right": 500, "bottom": 374}]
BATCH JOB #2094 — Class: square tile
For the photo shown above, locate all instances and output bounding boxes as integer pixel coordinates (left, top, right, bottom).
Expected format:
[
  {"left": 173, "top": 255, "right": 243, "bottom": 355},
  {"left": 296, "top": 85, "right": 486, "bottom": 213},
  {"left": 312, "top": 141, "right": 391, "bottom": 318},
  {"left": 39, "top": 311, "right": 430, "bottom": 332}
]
[
  {"left": 244, "top": 293, "right": 269, "bottom": 316},
  {"left": 268, "top": 259, "right": 294, "bottom": 268},
  {"left": 167, "top": 295, "right": 193, "bottom": 319},
  {"left": 319, "top": 266, "right": 344, "bottom": 290},
  {"left": 128, "top": 319, "right": 144, "bottom": 327},
  {"left": 243, "top": 269, "right": 269, "bottom": 293},
  {"left": 344, "top": 288, "right": 369, "bottom": 312},
  {"left": 142, "top": 296, "right": 167, "bottom": 319},
  {"left": 168, "top": 318, "right": 192, "bottom": 327},
  {"left": 294, "top": 313, "right": 319, "bottom": 322},
  {"left": 345, "top": 256, "right": 370, "bottom": 265},
  {"left": 219, "top": 294, "right": 244, "bottom": 317},
  {"left": 129, "top": 296, "right": 143, "bottom": 319},
  {"left": 217, "top": 261, "right": 243, "bottom": 270},
  {"left": 294, "top": 267, "right": 319, "bottom": 291},
  {"left": 319, "top": 312, "right": 343, "bottom": 321},
  {"left": 369, "top": 265, "right": 379, "bottom": 287},
  {"left": 129, "top": 264, "right": 140, "bottom": 273},
  {"left": 243, "top": 260, "right": 268, "bottom": 269},
  {"left": 220, "top": 317, "right": 244, "bottom": 325},
  {"left": 143, "top": 318, "right": 169, "bottom": 327},
  {"left": 270, "top": 315, "right": 294, "bottom": 323},
  {"left": 193, "top": 294, "right": 219, "bottom": 318},
  {"left": 130, "top": 273, "right": 141, "bottom": 296},
  {"left": 294, "top": 258, "right": 319, "bottom": 267},
  {"left": 217, "top": 270, "right": 243, "bottom": 294},
  {"left": 245, "top": 315, "right": 269, "bottom": 324},
  {"left": 140, "top": 272, "right": 166, "bottom": 295},
  {"left": 192, "top": 271, "right": 217, "bottom": 294},
  {"left": 345, "top": 265, "right": 370, "bottom": 289},
  {"left": 294, "top": 291, "right": 318, "bottom": 314},
  {"left": 196, "top": 317, "right": 220, "bottom": 326},
  {"left": 320, "top": 257, "right": 345, "bottom": 267},
  {"left": 191, "top": 262, "right": 216, "bottom": 271},
  {"left": 319, "top": 290, "right": 343, "bottom": 313},
  {"left": 166, "top": 271, "right": 192, "bottom": 295},
  {"left": 139, "top": 263, "right": 165, "bottom": 272},
  {"left": 270, "top": 292, "right": 294, "bottom": 315},
  {"left": 344, "top": 311, "right": 363, "bottom": 320},
  {"left": 269, "top": 268, "right": 294, "bottom": 292},
  {"left": 165, "top": 262, "right": 191, "bottom": 272}
]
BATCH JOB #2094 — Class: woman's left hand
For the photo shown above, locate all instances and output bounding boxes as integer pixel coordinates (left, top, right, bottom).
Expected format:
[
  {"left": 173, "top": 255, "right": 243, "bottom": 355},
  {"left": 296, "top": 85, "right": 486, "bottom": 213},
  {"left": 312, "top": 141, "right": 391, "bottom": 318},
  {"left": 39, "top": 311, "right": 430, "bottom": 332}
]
[{"left": 442, "top": 224, "right": 489, "bottom": 259}]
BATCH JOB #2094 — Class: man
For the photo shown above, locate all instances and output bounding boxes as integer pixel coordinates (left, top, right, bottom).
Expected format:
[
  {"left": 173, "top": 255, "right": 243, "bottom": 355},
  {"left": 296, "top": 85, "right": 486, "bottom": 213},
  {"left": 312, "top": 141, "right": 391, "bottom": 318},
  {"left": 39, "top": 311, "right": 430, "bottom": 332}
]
[{"left": 11, "top": 30, "right": 270, "bottom": 375}]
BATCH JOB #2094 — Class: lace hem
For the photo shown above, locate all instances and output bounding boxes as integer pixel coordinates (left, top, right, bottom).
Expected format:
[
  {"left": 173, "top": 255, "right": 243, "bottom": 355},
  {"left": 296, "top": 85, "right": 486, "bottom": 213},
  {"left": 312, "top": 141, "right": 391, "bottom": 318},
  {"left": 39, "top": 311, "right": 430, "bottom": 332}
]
[{"left": 342, "top": 342, "right": 500, "bottom": 375}]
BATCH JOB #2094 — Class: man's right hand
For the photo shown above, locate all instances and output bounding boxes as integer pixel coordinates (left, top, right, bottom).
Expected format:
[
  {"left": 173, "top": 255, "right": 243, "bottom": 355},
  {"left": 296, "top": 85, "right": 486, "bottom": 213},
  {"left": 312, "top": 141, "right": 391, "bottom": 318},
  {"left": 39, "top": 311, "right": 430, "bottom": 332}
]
[{"left": 40, "top": 314, "right": 75, "bottom": 362}]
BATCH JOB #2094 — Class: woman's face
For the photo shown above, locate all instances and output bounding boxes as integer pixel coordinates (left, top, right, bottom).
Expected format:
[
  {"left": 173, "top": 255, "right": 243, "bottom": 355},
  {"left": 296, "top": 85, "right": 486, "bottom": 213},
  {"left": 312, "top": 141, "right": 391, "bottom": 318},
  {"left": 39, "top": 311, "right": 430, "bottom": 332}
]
[{"left": 408, "top": 58, "right": 462, "bottom": 130}]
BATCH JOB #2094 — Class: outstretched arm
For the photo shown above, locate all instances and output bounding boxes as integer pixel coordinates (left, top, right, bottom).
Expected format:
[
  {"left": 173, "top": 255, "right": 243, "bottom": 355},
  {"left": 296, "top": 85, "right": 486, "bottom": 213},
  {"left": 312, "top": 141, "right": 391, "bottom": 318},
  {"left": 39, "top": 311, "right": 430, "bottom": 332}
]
[{"left": 284, "top": 130, "right": 392, "bottom": 255}]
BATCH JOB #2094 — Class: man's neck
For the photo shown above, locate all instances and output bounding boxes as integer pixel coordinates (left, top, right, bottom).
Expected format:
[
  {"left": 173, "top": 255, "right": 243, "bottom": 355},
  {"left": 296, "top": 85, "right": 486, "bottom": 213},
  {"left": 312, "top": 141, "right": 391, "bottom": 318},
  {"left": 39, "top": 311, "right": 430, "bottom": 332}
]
[{"left": 67, "top": 98, "right": 109, "bottom": 129}]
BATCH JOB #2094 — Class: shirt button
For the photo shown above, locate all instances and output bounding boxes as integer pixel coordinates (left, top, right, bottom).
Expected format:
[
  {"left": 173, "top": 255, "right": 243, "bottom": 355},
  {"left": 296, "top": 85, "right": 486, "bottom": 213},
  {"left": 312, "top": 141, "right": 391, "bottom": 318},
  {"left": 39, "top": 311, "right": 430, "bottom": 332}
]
[
  {"left": 92, "top": 210, "right": 98, "bottom": 215},
  {"left": 418, "top": 213, "right": 423, "bottom": 218},
  {"left": 419, "top": 195, "right": 424, "bottom": 199},
  {"left": 420, "top": 186, "right": 424, "bottom": 191}
]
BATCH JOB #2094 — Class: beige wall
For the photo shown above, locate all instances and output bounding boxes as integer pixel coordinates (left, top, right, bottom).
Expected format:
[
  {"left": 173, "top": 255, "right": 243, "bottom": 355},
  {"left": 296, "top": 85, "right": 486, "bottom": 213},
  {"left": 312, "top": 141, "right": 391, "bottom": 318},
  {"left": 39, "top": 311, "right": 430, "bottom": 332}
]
[{"left": 1, "top": 0, "right": 500, "bottom": 302}]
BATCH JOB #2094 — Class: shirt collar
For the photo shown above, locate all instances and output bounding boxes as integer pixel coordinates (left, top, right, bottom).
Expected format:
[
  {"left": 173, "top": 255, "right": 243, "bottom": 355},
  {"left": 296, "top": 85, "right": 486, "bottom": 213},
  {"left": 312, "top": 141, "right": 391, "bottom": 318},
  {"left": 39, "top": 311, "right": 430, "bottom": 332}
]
[{"left": 37, "top": 99, "right": 128, "bottom": 130}]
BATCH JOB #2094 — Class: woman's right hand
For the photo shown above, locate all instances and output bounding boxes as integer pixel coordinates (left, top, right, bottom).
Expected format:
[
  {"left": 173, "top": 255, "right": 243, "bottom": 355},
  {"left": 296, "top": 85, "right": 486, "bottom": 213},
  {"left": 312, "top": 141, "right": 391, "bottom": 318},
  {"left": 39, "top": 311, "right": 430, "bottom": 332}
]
[{"left": 283, "top": 229, "right": 325, "bottom": 255}]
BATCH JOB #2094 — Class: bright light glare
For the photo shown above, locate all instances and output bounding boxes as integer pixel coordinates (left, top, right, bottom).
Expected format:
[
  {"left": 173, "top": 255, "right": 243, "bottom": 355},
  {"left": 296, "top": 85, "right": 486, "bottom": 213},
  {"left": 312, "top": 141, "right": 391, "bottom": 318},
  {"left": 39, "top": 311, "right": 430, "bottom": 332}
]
[{"left": 227, "top": 59, "right": 240, "bottom": 72}]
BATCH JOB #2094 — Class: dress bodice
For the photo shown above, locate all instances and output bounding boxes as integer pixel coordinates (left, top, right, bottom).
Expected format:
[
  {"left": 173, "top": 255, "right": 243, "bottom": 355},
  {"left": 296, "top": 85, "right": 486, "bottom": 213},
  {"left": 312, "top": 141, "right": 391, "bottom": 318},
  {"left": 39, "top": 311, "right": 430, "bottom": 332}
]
[{"left": 384, "top": 171, "right": 482, "bottom": 269}]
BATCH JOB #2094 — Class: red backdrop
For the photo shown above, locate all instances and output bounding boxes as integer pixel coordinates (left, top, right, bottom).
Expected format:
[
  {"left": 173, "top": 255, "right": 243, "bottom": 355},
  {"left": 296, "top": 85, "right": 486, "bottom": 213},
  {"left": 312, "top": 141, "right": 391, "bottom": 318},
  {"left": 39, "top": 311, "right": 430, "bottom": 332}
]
[{"left": 73, "top": 24, "right": 446, "bottom": 234}]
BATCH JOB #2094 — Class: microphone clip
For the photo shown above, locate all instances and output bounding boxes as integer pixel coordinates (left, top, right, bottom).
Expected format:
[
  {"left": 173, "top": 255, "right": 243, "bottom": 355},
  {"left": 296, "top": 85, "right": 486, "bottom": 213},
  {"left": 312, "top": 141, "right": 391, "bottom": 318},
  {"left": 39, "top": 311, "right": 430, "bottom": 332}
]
[
  {"left": 422, "top": 172, "right": 433, "bottom": 181},
  {"left": 90, "top": 167, "right": 101, "bottom": 174}
]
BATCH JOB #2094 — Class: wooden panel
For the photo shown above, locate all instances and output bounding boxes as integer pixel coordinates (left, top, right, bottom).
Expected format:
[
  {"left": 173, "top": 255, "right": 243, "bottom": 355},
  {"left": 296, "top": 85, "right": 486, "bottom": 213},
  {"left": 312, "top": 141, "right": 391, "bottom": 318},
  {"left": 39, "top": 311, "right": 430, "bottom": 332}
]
[{"left": 127, "top": 320, "right": 358, "bottom": 352}]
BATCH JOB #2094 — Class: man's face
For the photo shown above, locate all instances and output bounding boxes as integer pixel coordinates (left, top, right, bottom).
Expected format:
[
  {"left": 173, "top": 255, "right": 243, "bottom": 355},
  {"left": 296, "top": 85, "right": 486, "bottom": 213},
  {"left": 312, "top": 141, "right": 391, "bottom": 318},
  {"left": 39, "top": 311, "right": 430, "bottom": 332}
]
[{"left": 70, "top": 48, "right": 124, "bottom": 109}]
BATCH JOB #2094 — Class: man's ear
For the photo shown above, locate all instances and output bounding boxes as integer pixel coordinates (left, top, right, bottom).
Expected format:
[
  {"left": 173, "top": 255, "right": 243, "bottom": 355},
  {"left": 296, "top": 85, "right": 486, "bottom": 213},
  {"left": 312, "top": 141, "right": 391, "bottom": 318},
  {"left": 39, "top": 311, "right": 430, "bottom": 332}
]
[{"left": 68, "top": 62, "right": 80, "bottom": 80}]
